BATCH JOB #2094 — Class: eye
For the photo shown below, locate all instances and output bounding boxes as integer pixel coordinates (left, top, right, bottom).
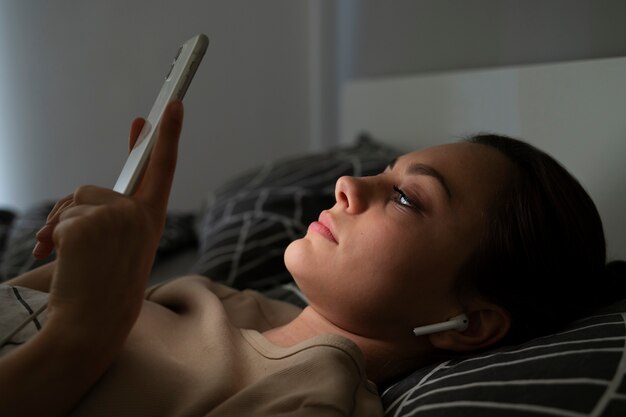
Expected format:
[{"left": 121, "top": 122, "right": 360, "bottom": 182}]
[{"left": 393, "top": 186, "right": 422, "bottom": 212}]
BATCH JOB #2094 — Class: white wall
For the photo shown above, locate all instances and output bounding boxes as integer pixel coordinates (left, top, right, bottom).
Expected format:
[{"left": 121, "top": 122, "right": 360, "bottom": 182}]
[
  {"left": 2, "top": 0, "right": 626, "bottom": 213},
  {"left": 341, "top": 0, "right": 626, "bottom": 78},
  {"left": 0, "top": 0, "right": 313, "bottom": 212}
]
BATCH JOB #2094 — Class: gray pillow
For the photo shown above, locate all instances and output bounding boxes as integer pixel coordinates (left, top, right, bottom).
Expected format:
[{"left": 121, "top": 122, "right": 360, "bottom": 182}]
[{"left": 0, "top": 202, "right": 54, "bottom": 281}]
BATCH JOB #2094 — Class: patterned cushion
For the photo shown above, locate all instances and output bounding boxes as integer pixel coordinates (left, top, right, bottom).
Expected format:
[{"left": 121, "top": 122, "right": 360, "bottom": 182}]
[
  {"left": 192, "top": 134, "right": 400, "bottom": 291},
  {"left": 382, "top": 299, "right": 626, "bottom": 417},
  {"left": 155, "top": 212, "right": 197, "bottom": 258},
  {"left": 0, "top": 202, "right": 55, "bottom": 280},
  {"left": 0, "top": 209, "right": 16, "bottom": 263}
]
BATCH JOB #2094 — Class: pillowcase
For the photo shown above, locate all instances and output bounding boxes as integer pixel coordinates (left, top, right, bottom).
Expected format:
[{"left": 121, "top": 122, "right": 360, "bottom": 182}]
[
  {"left": 155, "top": 212, "right": 197, "bottom": 258},
  {"left": 0, "top": 209, "right": 16, "bottom": 262},
  {"left": 382, "top": 298, "right": 626, "bottom": 417},
  {"left": 192, "top": 134, "right": 400, "bottom": 292},
  {"left": 0, "top": 202, "right": 55, "bottom": 281}
]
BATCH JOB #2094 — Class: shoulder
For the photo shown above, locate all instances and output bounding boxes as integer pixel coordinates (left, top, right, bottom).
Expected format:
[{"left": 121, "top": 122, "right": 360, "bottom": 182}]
[
  {"left": 242, "top": 331, "right": 383, "bottom": 416},
  {"left": 277, "top": 338, "right": 384, "bottom": 416},
  {"left": 295, "top": 335, "right": 377, "bottom": 391}
]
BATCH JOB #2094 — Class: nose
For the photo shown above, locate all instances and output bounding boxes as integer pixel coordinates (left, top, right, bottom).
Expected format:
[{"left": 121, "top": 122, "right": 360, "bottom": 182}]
[{"left": 334, "top": 176, "right": 369, "bottom": 214}]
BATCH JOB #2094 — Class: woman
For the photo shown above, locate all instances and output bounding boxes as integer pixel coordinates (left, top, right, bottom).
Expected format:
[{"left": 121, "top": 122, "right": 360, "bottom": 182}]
[{"left": 1, "top": 101, "right": 623, "bottom": 416}]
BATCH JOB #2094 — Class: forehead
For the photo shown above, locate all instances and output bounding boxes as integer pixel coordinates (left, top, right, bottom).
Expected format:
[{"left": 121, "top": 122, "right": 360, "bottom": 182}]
[{"left": 399, "top": 142, "right": 514, "bottom": 207}]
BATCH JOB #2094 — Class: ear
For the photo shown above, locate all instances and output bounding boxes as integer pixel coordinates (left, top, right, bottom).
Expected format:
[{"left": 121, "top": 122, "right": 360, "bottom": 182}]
[{"left": 428, "top": 301, "right": 511, "bottom": 352}]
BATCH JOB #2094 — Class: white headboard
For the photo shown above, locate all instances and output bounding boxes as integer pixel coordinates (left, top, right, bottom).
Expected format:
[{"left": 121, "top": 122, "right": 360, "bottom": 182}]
[{"left": 340, "top": 57, "right": 626, "bottom": 259}]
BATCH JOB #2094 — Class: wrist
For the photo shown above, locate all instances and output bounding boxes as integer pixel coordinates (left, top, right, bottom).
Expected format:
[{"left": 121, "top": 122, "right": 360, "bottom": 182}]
[{"left": 0, "top": 312, "right": 127, "bottom": 417}]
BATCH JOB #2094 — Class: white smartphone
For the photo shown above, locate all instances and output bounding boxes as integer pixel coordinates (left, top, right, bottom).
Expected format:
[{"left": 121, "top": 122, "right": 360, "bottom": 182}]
[{"left": 113, "top": 34, "right": 209, "bottom": 195}]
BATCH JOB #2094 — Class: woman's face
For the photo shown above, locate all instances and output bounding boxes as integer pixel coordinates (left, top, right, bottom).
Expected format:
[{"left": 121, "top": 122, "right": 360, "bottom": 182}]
[{"left": 284, "top": 142, "right": 514, "bottom": 339}]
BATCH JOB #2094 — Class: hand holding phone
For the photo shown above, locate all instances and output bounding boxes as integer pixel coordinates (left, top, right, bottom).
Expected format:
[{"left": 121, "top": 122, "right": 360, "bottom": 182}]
[
  {"left": 113, "top": 34, "right": 208, "bottom": 195},
  {"left": 32, "top": 34, "right": 208, "bottom": 260}
]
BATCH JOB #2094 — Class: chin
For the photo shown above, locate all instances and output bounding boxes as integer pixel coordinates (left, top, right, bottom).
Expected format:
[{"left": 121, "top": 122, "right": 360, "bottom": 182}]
[
  {"left": 284, "top": 238, "right": 305, "bottom": 278},
  {"left": 284, "top": 238, "right": 317, "bottom": 295}
]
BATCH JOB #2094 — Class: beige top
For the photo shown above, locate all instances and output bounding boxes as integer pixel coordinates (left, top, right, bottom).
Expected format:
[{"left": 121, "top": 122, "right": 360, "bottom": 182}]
[{"left": 57, "top": 276, "right": 383, "bottom": 416}]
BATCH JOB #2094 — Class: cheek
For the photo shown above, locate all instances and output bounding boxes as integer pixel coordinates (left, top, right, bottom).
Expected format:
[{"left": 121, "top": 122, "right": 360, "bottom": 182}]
[
  {"left": 335, "top": 224, "right": 458, "bottom": 320},
  {"left": 287, "top": 225, "right": 425, "bottom": 333},
  {"left": 345, "top": 223, "right": 421, "bottom": 280}
]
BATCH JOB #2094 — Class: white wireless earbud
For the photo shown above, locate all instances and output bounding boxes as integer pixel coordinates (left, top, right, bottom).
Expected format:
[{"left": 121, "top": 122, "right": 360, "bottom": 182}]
[{"left": 412, "top": 314, "right": 469, "bottom": 337}]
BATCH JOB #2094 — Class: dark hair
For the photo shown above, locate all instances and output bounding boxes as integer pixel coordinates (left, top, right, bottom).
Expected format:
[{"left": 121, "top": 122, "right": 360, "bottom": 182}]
[{"left": 459, "top": 134, "right": 625, "bottom": 345}]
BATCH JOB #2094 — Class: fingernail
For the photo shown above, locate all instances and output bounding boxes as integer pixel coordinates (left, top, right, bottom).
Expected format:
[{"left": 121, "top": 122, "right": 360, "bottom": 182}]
[
  {"left": 36, "top": 224, "right": 51, "bottom": 239},
  {"left": 32, "top": 242, "right": 43, "bottom": 258},
  {"left": 32, "top": 241, "right": 53, "bottom": 259}
]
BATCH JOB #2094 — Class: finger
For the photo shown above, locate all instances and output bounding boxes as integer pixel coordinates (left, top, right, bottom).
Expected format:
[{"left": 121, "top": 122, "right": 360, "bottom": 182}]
[
  {"left": 50, "top": 204, "right": 107, "bottom": 257},
  {"left": 47, "top": 198, "right": 75, "bottom": 226},
  {"left": 36, "top": 201, "right": 72, "bottom": 242},
  {"left": 33, "top": 240, "right": 55, "bottom": 260},
  {"left": 56, "top": 204, "right": 101, "bottom": 223},
  {"left": 135, "top": 100, "right": 183, "bottom": 211},
  {"left": 72, "top": 184, "right": 126, "bottom": 206},
  {"left": 34, "top": 186, "right": 124, "bottom": 258},
  {"left": 47, "top": 194, "right": 75, "bottom": 222},
  {"left": 128, "top": 117, "right": 146, "bottom": 153},
  {"left": 32, "top": 236, "right": 52, "bottom": 259},
  {"left": 33, "top": 196, "right": 76, "bottom": 259}
]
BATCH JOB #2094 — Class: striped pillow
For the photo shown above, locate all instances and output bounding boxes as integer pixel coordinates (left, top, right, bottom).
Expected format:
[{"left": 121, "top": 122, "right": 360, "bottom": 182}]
[{"left": 382, "top": 299, "right": 626, "bottom": 417}]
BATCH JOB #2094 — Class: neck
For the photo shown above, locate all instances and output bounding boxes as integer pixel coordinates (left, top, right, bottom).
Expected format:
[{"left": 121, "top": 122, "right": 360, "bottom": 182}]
[{"left": 263, "top": 306, "right": 433, "bottom": 386}]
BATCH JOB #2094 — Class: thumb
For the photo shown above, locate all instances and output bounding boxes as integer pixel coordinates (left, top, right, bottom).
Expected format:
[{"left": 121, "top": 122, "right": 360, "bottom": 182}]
[
  {"left": 135, "top": 100, "right": 184, "bottom": 211},
  {"left": 128, "top": 117, "right": 146, "bottom": 153}
]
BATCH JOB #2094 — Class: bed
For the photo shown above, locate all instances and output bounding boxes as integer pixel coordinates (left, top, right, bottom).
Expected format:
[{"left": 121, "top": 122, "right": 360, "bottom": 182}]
[{"left": 1, "top": 56, "right": 625, "bottom": 416}]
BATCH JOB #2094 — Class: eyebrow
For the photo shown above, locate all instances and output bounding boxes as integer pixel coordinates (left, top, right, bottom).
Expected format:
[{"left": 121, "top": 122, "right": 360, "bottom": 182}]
[{"left": 388, "top": 158, "right": 452, "bottom": 200}]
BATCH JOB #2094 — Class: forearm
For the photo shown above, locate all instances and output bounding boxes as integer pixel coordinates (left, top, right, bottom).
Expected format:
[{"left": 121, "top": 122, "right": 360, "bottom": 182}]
[
  {"left": 4, "top": 261, "right": 56, "bottom": 292},
  {"left": 0, "top": 99, "right": 183, "bottom": 416},
  {"left": 0, "top": 316, "right": 127, "bottom": 417}
]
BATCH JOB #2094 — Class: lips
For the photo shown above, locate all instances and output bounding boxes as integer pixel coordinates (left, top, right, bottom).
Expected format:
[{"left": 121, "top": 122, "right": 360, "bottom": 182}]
[{"left": 309, "top": 211, "right": 338, "bottom": 243}]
